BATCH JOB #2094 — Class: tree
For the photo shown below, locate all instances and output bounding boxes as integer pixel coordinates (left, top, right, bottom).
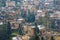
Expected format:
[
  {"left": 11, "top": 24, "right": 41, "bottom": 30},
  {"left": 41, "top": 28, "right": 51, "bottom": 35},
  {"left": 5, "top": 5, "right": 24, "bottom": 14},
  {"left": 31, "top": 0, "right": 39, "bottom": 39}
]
[
  {"left": 28, "top": 12, "right": 35, "bottom": 23},
  {"left": 37, "top": 16, "right": 42, "bottom": 25},
  {"left": 42, "top": 12, "right": 50, "bottom": 27},
  {"left": 18, "top": 24, "right": 25, "bottom": 35},
  {"left": 21, "top": 9, "right": 35, "bottom": 23},
  {"left": 41, "top": 37, "right": 44, "bottom": 40},
  {"left": 50, "top": 36, "right": 55, "bottom": 40},
  {"left": 6, "top": 22, "right": 12, "bottom": 40},
  {"left": 21, "top": 9, "right": 27, "bottom": 18},
  {"left": 0, "top": 22, "right": 12, "bottom": 40},
  {"left": 29, "top": 35, "right": 39, "bottom": 40},
  {"left": 35, "top": 22, "right": 40, "bottom": 35},
  {"left": 51, "top": 20, "right": 56, "bottom": 29},
  {"left": 0, "top": 24, "right": 7, "bottom": 40},
  {"left": 38, "top": 12, "right": 50, "bottom": 27},
  {"left": 44, "top": 12, "right": 50, "bottom": 26},
  {"left": 25, "top": 9, "right": 35, "bottom": 23},
  {"left": 34, "top": 22, "right": 40, "bottom": 40}
]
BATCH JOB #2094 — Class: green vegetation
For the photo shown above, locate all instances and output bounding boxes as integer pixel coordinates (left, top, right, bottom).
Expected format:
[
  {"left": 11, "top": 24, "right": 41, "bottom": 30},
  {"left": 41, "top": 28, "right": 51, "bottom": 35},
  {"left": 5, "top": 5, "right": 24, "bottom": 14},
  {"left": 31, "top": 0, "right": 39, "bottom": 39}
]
[
  {"left": 0, "top": 22, "right": 12, "bottom": 40},
  {"left": 21, "top": 9, "right": 35, "bottom": 23},
  {"left": 11, "top": 32, "right": 18, "bottom": 37},
  {"left": 38, "top": 12, "right": 50, "bottom": 27},
  {"left": 50, "top": 36, "right": 55, "bottom": 40},
  {"left": 0, "top": 24, "right": 7, "bottom": 40},
  {"left": 6, "top": 22, "right": 12, "bottom": 40},
  {"left": 41, "top": 37, "right": 44, "bottom": 40},
  {"left": 18, "top": 24, "right": 25, "bottom": 35}
]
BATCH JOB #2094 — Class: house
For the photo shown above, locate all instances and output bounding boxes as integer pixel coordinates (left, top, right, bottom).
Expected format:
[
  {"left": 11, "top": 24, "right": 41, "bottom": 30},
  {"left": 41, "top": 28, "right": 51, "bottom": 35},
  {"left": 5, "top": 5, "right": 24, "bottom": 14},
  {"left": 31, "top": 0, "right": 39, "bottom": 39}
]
[
  {"left": 10, "top": 18, "right": 25, "bottom": 29},
  {"left": 10, "top": 21, "right": 19, "bottom": 29}
]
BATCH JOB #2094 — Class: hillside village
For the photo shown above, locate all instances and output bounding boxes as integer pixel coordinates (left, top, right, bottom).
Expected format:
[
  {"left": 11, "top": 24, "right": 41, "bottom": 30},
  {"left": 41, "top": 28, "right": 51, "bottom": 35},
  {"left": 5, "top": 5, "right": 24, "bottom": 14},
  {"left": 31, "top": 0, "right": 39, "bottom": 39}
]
[{"left": 0, "top": 0, "right": 60, "bottom": 40}]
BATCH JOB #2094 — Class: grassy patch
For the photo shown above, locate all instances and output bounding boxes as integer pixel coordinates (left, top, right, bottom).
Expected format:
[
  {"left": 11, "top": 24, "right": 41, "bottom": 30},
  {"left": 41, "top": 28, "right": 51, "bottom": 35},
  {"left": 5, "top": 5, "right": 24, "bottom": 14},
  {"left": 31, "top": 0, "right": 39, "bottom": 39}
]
[{"left": 11, "top": 32, "right": 18, "bottom": 37}]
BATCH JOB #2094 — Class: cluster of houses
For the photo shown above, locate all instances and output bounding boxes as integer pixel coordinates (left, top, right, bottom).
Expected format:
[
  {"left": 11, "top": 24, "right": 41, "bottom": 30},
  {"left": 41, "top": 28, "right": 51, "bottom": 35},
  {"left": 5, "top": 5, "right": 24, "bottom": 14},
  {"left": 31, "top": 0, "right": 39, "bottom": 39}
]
[
  {"left": 12, "top": 24, "right": 58, "bottom": 40},
  {"left": 0, "top": 0, "right": 60, "bottom": 40}
]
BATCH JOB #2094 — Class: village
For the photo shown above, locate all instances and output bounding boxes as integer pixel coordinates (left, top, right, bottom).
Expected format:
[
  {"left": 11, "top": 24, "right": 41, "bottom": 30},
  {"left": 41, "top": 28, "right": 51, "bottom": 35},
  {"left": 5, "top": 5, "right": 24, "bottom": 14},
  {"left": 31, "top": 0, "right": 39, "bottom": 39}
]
[{"left": 0, "top": 0, "right": 60, "bottom": 40}]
